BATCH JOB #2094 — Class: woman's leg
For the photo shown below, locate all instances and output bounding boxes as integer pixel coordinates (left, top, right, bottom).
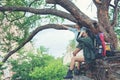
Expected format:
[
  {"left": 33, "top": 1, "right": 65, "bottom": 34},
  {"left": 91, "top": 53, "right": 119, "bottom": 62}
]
[
  {"left": 69, "top": 56, "right": 84, "bottom": 70},
  {"left": 72, "top": 48, "right": 80, "bottom": 56},
  {"left": 64, "top": 48, "right": 81, "bottom": 79},
  {"left": 77, "top": 62, "right": 80, "bottom": 70}
]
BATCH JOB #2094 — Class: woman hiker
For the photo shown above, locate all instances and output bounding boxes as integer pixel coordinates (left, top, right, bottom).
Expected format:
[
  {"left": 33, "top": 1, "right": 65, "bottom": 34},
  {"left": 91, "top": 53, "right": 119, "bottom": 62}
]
[{"left": 63, "top": 27, "right": 95, "bottom": 79}]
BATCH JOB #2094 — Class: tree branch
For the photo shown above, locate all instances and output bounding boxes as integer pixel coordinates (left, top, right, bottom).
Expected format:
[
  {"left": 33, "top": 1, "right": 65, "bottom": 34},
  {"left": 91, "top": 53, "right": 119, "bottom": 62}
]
[
  {"left": 0, "top": 6, "right": 77, "bottom": 23},
  {"left": 10, "top": 12, "right": 26, "bottom": 22},
  {"left": 3, "top": 12, "right": 11, "bottom": 21},
  {"left": 93, "top": 0, "right": 112, "bottom": 30},
  {"left": 111, "top": 0, "right": 119, "bottom": 26},
  {"left": 2, "top": 24, "right": 73, "bottom": 62},
  {"left": 110, "top": 4, "right": 115, "bottom": 8},
  {"left": 46, "top": 0, "right": 97, "bottom": 33}
]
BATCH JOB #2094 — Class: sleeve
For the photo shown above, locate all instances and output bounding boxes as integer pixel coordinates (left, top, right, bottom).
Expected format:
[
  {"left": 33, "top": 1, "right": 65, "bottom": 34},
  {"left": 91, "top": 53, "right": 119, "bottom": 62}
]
[
  {"left": 77, "top": 37, "right": 93, "bottom": 47},
  {"left": 77, "top": 42, "right": 84, "bottom": 49},
  {"left": 68, "top": 27, "right": 76, "bottom": 33}
]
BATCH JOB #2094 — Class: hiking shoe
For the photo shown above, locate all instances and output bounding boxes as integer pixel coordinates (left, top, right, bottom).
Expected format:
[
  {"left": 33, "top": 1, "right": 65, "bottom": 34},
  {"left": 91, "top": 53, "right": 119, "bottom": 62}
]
[{"left": 63, "top": 69, "right": 73, "bottom": 79}]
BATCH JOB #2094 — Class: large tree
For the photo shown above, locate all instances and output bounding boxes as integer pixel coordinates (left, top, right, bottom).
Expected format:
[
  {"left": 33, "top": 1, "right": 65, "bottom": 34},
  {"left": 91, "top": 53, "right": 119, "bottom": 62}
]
[{"left": 0, "top": 0, "right": 120, "bottom": 63}]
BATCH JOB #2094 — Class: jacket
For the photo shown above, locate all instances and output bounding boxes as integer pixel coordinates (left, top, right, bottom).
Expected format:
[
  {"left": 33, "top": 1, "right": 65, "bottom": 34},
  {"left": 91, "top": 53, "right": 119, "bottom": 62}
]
[{"left": 77, "top": 36, "right": 95, "bottom": 63}]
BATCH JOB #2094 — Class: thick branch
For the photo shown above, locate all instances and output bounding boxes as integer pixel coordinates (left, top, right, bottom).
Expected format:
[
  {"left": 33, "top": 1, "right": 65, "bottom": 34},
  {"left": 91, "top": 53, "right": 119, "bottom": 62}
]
[
  {"left": 111, "top": 0, "right": 119, "bottom": 26},
  {"left": 2, "top": 24, "right": 73, "bottom": 62},
  {"left": 93, "top": 0, "right": 118, "bottom": 48},
  {"left": 0, "top": 6, "right": 77, "bottom": 23},
  {"left": 46, "top": 0, "right": 97, "bottom": 33},
  {"left": 10, "top": 12, "right": 26, "bottom": 22},
  {"left": 93, "top": 0, "right": 111, "bottom": 30},
  {"left": 110, "top": 4, "right": 115, "bottom": 8}
]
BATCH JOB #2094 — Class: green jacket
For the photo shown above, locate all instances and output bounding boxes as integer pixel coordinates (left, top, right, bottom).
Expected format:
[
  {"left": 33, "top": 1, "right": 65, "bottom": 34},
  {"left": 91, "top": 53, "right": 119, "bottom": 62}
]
[{"left": 77, "top": 37, "right": 95, "bottom": 63}]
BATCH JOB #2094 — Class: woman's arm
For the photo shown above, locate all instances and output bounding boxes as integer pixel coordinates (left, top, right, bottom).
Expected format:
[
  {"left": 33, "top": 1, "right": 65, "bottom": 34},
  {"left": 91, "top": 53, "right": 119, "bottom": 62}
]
[
  {"left": 61, "top": 24, "right": 78, "bottom": 33},
  {"left": 77, "top": 37, "right": 92, "bottom": 47},
  {"left": 62, "top": 25, "right": 69, "bottom": 29}
]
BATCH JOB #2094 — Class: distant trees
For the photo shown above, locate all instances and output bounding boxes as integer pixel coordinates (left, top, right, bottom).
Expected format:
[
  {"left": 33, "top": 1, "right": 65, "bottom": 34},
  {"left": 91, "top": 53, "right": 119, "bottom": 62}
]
[{"left": 10, "top": 47, "right": 66, "bottom": 80}]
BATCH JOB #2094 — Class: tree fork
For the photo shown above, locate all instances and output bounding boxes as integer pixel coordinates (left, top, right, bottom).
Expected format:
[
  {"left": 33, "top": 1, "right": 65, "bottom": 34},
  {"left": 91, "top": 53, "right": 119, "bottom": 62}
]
[{"left": 46, "top": 0, "right": 97, "bottom": 33}]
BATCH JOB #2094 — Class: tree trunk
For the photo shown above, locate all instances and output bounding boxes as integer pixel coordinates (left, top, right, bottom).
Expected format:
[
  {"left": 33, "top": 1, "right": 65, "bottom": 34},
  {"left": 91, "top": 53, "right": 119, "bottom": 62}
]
[{"left": 93, "top": 0, "right": 118, "bottom": 49}]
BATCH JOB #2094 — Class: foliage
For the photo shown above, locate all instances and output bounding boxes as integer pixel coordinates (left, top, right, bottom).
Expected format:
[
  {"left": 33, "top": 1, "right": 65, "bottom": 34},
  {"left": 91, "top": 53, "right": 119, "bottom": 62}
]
[
  {"left": 109, "top": 6, "right": 120, "bottom": 37},
  {"left": 10, "top": 47, "right": 66, "bottom": 80},
  {"left": 115, "top": 27, "right": 120, "bottom": 39},
  {"left": 0, "top": 0, "right": 64, "bottom": 53},
  {"left": 109, "top": 3, "right": 120, "bottom": 49},
  {"left": 29, "top": 59, "right": 66, "bottom": 80},
  {"left": 0, "top": 61, "right": 7, "bottom": 79},
  {"left": 115, "top": 10, "right": 120, "bottom": 39},
  {"left": 0, "top": 62, "right": 3, "bottom": 77},
  {"left": 109, "top": 6, "right": 120, "bottom": 50},
  {"left": 66, "top": 39, "right": 76, "bottom": 53},
  {"left": 69, "top": 39, "right": 76, "bottom": 49}
]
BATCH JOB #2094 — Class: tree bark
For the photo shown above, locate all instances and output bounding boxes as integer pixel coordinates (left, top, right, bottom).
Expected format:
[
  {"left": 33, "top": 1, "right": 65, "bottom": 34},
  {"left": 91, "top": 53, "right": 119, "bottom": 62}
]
[
  {"left": 0, "top": 6, "right": 77, "bottom": 23},
  {"left": 93, "top": 0, "right": 118, "bottom": 49}
]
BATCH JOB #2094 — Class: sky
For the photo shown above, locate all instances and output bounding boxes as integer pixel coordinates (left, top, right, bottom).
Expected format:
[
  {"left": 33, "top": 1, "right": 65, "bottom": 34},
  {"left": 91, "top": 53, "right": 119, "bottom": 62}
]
[{"left": 32, "top": 0, "right": 97, "bottom": 58}]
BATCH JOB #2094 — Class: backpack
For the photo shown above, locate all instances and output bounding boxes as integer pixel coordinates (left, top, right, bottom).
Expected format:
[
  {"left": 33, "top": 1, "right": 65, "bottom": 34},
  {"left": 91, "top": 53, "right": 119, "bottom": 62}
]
[
  {"left": 91, "top": 32, "right": 115, "bottom": 59},
  {"left": 78, "top": 28, "right": 106, "bottom": 59},
  {"left": 78, "top": 28, "right": 112, "bottom": 59},
  {"left": 93, "top": 33, "right": 106, "bottom": 59},
  {"left": 105, "top": 43, "right": 115, "bottom": 57}
]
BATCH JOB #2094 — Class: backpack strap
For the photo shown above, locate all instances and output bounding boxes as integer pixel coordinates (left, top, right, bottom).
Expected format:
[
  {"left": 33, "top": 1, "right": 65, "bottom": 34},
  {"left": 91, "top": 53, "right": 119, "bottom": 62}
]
[{"left": 99, "top": 33, "right": 106, "bottom": 56}]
